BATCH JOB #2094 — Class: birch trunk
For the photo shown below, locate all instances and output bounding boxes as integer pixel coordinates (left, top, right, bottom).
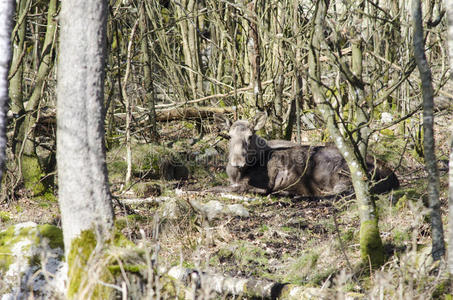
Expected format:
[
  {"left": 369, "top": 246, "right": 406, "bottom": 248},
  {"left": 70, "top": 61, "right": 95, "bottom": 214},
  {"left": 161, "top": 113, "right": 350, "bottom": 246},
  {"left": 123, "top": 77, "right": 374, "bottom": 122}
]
[{"left": 57, "top": 0, "right": 114, "bottom": 254}]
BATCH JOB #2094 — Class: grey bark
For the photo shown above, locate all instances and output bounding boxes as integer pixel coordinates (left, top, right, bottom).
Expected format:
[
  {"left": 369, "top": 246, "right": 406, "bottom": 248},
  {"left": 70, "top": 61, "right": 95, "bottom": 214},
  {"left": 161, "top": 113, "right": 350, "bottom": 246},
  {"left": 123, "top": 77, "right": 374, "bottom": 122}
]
[
  {"left": 445, "top": 0, "right": 453, "bottom": 273},
  {"left": 139, "top": 1, "right": 158, "bottom": 142},
  {"left": 0, "top": 0, "right": 15, "bottom": 185},
  {"left": 57, "top": 0, "right": 114, "bottom": 254},
  {"left": 413, "top": 0, "right": 445, "bottom": 261}
]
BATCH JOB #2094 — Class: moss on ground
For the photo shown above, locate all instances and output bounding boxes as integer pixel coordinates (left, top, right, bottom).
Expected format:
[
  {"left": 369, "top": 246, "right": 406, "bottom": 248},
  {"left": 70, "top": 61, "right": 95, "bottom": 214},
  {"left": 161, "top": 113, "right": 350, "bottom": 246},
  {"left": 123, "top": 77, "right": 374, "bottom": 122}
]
[
  {"left": 39, "top": 224, "right": 64, "bottom": 249},
  {"left": 0, "top": 223, "right": 63, "bottom": 276},
  {"left": 67, "top": 226, "right": 186, "bottom": 299},
  {"left": 0, "top": 211, "right": 11, "bottom": 222},
  {"left": 0, "top": 226, "right": 17, "bottom": 271}
]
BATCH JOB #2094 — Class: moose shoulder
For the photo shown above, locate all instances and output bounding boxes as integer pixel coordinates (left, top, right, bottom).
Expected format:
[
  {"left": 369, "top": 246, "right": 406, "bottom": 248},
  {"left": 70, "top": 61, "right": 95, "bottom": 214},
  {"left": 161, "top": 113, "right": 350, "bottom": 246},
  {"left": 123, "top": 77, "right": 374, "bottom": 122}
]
[{"left": 225, "top": 115, "right": 399, "bottom": 197}]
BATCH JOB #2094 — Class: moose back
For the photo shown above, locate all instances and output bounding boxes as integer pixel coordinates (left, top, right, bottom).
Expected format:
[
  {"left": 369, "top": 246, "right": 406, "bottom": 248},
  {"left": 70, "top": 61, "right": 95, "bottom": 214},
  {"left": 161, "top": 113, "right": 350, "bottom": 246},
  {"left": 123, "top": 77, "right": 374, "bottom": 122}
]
[{"left": 225, "top": 117, "right": 399, "bottom": 197}]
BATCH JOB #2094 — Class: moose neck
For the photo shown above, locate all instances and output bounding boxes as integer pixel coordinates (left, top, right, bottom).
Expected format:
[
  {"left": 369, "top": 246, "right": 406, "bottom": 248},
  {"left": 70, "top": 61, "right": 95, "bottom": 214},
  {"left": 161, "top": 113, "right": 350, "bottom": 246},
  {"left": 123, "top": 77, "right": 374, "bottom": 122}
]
[{"left": 249, "top": 134, "right": 270, "bottom": 152}]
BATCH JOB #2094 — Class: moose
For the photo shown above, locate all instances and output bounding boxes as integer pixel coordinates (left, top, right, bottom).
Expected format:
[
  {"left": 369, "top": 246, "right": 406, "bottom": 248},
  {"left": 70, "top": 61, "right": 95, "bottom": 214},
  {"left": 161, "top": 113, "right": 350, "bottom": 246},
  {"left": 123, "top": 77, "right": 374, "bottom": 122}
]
[{"left": 221, "top": 113, "right": 399, "bottom": 197}]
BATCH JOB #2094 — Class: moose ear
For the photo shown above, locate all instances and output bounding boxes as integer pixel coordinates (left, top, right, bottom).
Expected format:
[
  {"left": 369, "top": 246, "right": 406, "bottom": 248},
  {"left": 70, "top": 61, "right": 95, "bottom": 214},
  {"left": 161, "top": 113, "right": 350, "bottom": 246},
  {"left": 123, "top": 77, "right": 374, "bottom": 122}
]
[
  {"left": 253, "top": 110, "right": 267, "bottom": 131},
  {"left": 214, "top": 113, "right": 231, "bottom": 131}
]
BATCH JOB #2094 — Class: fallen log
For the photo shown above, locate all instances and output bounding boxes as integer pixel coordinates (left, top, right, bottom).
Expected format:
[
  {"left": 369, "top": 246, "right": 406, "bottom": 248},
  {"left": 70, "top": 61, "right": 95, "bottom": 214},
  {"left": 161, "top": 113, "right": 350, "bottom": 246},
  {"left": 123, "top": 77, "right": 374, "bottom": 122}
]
[{"left": 168, "top": 266, "right": 361, "bottom": 299}]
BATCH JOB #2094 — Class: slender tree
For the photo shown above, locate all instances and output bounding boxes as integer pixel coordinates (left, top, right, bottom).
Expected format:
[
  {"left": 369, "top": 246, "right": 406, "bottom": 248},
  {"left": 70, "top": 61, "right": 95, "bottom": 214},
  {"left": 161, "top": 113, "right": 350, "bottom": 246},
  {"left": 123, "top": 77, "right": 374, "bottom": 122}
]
[
  {"left": 0, "top": 0, "right": 15, "bottom": 185},
  {"left": 413, "top": 0, "right": 445, "bottom": 261},
  {"left": 308, "top": 0, "right": 384, "bottom": 267},
  {"left": 445, "top": 0, "right": 453, "bottom": 272}
]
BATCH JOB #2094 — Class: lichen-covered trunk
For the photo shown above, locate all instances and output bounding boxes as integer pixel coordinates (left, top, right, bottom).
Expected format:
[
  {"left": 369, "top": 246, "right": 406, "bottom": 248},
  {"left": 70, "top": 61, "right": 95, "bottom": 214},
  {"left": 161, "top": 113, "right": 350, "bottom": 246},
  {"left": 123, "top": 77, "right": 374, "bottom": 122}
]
[
  {"left": 413, "top": 0, "right": 445, "bottom": 261},
  {"left": 0, "top": 0, "right": 15, "bottom": 185},
  {"left": 57, "top": 0, "right": 114, "bottom": 296},
  {"left": 308, "top": 0, "right": 383, "bottom": 267}
]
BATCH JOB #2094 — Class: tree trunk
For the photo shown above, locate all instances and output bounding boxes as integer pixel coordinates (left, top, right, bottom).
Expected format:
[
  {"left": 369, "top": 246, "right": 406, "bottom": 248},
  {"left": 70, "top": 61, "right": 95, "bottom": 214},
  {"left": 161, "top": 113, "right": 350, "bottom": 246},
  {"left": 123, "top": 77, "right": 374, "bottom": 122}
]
[
  {"left": 177, "top": 0, "right": 202, "bottom": 100},
  {"left": 445, "top": 0, "right": 453, "bottom": 275},
  {"left": 247, "top": 0, "right": 263, "bottom": 110},
  {"left": 308, "top": 0, "right": 383, "bottom": 267},
  {"left": 122, "top": 20, "right": 138, "bottom": 187},
  {"left": 9, "top": 0, "right": 29, "bottom": 148},
  {"left": 413, "top": 0, "right": 445, "bottom": 261},
  {"left": 57, "top": 0, "right": 114, "bottom": 262},
  {"left": 139, "top": 1, "right": 159, "bottom": 143},
  {"left": 0, "top": 0, "right": 15, "bottom": 185},
  {"left": 14, "top": 0, "right": 57, "bottom": 197},
  {"left": 272, "top": 1, "right": 285, "bottom": 138}
]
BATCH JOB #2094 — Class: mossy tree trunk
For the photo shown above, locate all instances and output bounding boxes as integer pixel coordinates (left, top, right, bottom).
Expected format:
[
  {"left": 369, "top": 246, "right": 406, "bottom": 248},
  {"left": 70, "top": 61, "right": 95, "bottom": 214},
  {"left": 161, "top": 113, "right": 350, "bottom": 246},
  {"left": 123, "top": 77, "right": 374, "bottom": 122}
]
[
  {"left": 413, "top": 0, "right": 445, "bottom": 261},
  {"left": 0, "top": 0, "right": 15, "bottom": 185},
  {"left": 308, "top": 0, "right": 383, "bottom": 267},
  {"left": 57, "top": 0, "right": 114, "bottom": 296},
  {"left": 13, "top": 0, "right": 57, "bottom": 197}
]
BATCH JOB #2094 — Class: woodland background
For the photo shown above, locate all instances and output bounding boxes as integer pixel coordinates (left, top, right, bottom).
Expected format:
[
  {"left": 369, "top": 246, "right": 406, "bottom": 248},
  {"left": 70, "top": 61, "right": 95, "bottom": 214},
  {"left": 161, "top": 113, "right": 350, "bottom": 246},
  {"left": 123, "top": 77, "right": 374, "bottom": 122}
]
[{"left": 1, "top": 0, "right": 453, "bottom": 298}]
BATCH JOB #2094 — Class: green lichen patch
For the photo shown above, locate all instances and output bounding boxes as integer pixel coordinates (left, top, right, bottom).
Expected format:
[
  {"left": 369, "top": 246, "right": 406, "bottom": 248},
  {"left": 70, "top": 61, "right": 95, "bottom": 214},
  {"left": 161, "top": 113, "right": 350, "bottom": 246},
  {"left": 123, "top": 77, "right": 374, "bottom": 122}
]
[{"left": 0, "top": 211, "right": 11, "bottom": 222}]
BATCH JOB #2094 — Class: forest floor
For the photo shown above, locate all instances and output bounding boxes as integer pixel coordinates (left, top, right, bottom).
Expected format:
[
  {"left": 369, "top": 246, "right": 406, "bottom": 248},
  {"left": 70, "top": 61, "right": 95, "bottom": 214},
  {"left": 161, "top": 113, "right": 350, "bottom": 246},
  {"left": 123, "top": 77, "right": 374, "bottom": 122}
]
[{"left": 1, "top": 112, "right": 452, "bottom": 298}]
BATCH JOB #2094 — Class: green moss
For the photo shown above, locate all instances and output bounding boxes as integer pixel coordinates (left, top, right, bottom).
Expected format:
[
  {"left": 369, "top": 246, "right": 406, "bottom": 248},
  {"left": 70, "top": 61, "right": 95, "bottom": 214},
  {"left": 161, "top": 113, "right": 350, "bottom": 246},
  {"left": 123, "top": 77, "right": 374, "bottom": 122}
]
[
  {"left": 21, "top": 154, "right": 48, "bottom": 196},
  {"left": 217, "top": 247, "right": 233, "bottom": 260},
  {"left": 0, "top": 223, "right": 60, "bottom": 274},
  {"left": 359, "top": 219, "right": 384, "bottom": 267},
  {"left": 341, "top": 229, "right": 355, "bottom": 243},
  {"left": 39, "top": 191, "right": 57, "bottom": 203},
  {"left": 392, "top": 229, "right": 411, "bottom": 246},
  {"left": 259, "top": 225, "right": 269, "bottom": 232},
  {"left": 29, "top": 254, "right": 41, "bottom": 267},
  {"left": 67, "top": 229, "right": 98, "bottom": 299},
  {"left": 112, "top": 228, "right": 135, "bottom": 248},
  {"left": 114, "top": 219, "right": 128, "bottom": 231},
  {"left": 67, "top": 229, "right": 122, "bottom": 299},
  {"left": 0, "top": 226, "right": 16, "bottom": 271},
  {"left": 0, "top": 211, "right": 11, "bottom": 222},
  {"left": 108, "top": 264, "right": 143, "bottom": 275},
  {"left": 39, "top": 224, "right": 64, "bottom": 250},
  {"left": 67, "top": 226, "right": 185, "bottom": 299}
]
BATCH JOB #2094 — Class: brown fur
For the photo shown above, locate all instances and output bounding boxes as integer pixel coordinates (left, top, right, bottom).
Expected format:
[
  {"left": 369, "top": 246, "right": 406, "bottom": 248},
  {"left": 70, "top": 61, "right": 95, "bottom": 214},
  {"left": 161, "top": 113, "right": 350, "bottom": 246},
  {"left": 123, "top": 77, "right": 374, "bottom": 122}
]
[{"left": 226, "top": 119, "right": 399, "bottom": 197}]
